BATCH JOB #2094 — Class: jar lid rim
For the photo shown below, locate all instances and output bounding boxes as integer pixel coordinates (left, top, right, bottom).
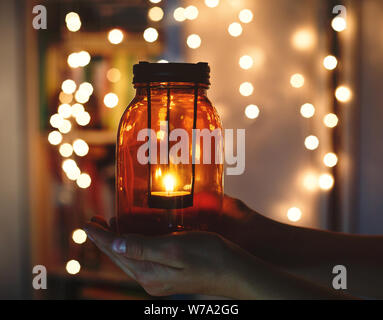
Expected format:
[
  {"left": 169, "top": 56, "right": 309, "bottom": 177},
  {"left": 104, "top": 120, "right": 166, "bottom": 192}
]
[{"left": 133, "top": 61, "right": 210, "bottom": 85}]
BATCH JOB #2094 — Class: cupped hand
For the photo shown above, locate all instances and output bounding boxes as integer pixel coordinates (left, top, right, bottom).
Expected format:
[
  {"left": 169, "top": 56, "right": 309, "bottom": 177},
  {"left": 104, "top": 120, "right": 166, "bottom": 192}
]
[{"left": 84, "top": 219, "right": 247, "bottom": 298}]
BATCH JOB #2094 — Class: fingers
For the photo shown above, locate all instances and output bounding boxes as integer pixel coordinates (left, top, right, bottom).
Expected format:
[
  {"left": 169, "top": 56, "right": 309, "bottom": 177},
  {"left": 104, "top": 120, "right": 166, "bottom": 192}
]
[
  {"left": 111, "top": 234, "right": 184, "bottom": 269},
  {"left": 90, "top": 215, "right": 109, "bottom": 229}
]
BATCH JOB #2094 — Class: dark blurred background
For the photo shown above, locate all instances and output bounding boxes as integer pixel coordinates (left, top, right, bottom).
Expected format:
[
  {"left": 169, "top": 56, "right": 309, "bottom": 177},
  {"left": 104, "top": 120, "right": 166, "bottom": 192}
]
[{"left": 0, "top": 0, "right": 382, "bottom": 299}]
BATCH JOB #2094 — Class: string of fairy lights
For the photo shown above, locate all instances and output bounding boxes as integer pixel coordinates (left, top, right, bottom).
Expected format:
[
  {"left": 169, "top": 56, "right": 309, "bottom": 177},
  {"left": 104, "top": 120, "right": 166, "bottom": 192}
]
[{"left": 47, "top": 0, "right": 351, "bottom": 275}]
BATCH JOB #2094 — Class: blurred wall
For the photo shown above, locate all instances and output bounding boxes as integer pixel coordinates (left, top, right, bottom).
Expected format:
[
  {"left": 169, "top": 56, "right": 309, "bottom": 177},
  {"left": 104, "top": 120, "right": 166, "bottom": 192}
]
[
  {"left": 185, "top": 0, "right": 331, "bottom": 229},
  {"left": 357, "top": 0, "right": 383, "bottom": 234},
  {"left": 0, "top": 0, "right": 29, "bottom": 299}
]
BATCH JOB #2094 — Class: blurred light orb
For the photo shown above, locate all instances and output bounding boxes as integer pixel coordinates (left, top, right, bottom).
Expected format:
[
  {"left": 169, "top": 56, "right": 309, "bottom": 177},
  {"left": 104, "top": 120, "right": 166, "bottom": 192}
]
[
  {"left": 59, "top": 92, "right": 73, "bottom": 104},
  {"left": 244, "top": 104, "right": 260, "bottom": 119},
  {"left": 173, "top": 7, "right": 186, "bottom": 22},
  {"left": 79, "top": 82, "right": 93, "bottom": 96},
  {"left": 58, "top": 119, "right": 72, "bottom": 134},
  {"left": 72, "top": 229, "right": 87, "bottom": 244},
  {"left": 50, "top": 114, "right": 64, "bottom": 128},
  {"left": 331, "top": 16, "right": 347, "bottom": 32},
  {"left": 303, "top": 173, "right": 318, "bottom": 191},
  {"left": 75, "top": 90, "right": 90, "bottom": 104},
  {"left": 292, "top": 29, "right": 315, "bottom": 50},
  {"left": 205, "top": 0, "right": 219, "bottom": 8},
  {"left": 61, "top": 159, "right": 77, "bottom": 172},
  {"left": 59, "top": 143, "right": 73, "bottom": 158},
  {"left": 157, "top": 59, "right": 168, "bottom": 63},
  {"left": 61, "top": 79, "right": 77, "bottom": 94},
  {"left": 73, "top": 139, "right": 89, "bottom": 157},
  {"left": 300, "top": 103, "right": 315, "bottom": 118},
  {"left": 323, "top": 152, "right": 338, "bottom": 167},
  {"left": 65, "top": 12, "right": 81, "bottom": 32},
  {"left": 290, "top": 73, "right": 305, "bottom": 88},
  {"left": 186, "top": 34, "right": 201, "bottom": 49},
  {"left": 143, "top": 27, "right": 159, "bottom": 43},
  {"left": 287, "top": 207, "right": 302, "bottom": 222},
  {"left": 239, "top": 82, "right": 254, "bottom": 96},
  {"left": 67, "top": 52, "right": 80, "bottom": 68},
  {"left": 108, "top": 29, "right": 124, "bottom": 44},
  {"left": 68, "top": 51, "right": 90, "bottom": 68},
  {"left": 323, "top": 55, "right": 338, "bottom": 70},
  {"left": 228, "top": 22, "right": 242, "bottom": 37},
  {"left": 318, "top": 173, "right": 334, "bottom": 190},
  {"left": 66, "top": 166, "right": 81, "bottom": 181},
  {"left": 77, "top": 173, "right": 91, "bottom": 189},
  {"left": 71, "top": 104, "right": 84, "bottom": 118},
  {"left": 239, "top": 55, "right": 253, "bottom": 70},
  {"left": 62, "top": 159, "right": 77, "bottom": 173},
  {"left": 75, "top": 111, "right": 91, "bottom": 126},
  {"left": 239, "top": 9, "right": 253, "bottom": 23},
  {"left": 323, "top": 113, "right": 338, "bottom": 128},
  {"left": 104, "top": 93, "right": 119, "bottom": 108},
  {"left": 106, "top": 68, "right": 121, "bottom": 83},
  {"left": 304, "top": 135, "right": 319, "bottom": 150},
  {"left": 48, "top": 131, "right": 63, "bottom": 145},
  {"left": 58, "top": 104, "right": 72, "bottom": 119},
  {"left": 78, "top": 51, "right": 91, "bottom": 67},
  {"left": 148, "top": 6, "right": 164, "bottom": 22},
  {"left": 66, "top": 260, "right": 81, "bottom": 275},
  {"left": 184, "top": 5, "right": 199, "bottom": 20},
  {"left": 149, "top": 0, "right": 161, "bottom": 3},
  {"left": 335, "top": 85, "right": 352, "bottom": 102}
]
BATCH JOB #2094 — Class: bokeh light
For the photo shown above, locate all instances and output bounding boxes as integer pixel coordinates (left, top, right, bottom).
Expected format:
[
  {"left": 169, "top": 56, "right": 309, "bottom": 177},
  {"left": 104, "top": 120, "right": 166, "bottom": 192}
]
[
  {"left": 290, "top": 73, "right": 305, "bottom": 88},
  {"left": 184, "top": 5, "right": 198, "bottom": 20},
  {"left": 50, "top": 114, "right": 64, "bottom": 129},
  {"left": 304, "top": 135, "right": 319, "bottom": 150},
  {"left": 73, "top": 139, "right": 89, "bottom": 157},
  {"left": 323, "top": 152, "right": 338, "bottom": 167},
  {"left": 66, "top": 260, "right": 81, "bottom": 275},
  {"left": 292, "top": 29, "right": 315, "bottom": 50},
  {"left": 148, "top": 7, "right": 164, "bottom": 22},
  {"left": 239, "top": 55, "right": 253, "bottom": 70},
  {"left": 239, "top": 82, "right": 254, "bottom": 96},
  {"left": 300, "top": 103, "right": 315, "bottom": 118},
  {"left": 77, "top": 173, "right": 92, "bottom": 189},
  {"left": 318, "top": 173, "right": 334, "bottom": 190},
  {"left": 48, "top": 131, "right": 63, "bottom": 145},
  {"left": 65, "top": 12, "right": 81, "bottom": 32},
  {"left": 205, "top": 0, "right": 219, "bottom": 8},
  {"left": 59, "top": 143, "right": 73, "bottom": 158},
  {"left": 75, "top": 111, "right": 91, "bottom": 126},
  {"left": 58, "top": 104, "right": 72, "bottom": 118},
  {"left": 239, "top": 9, "right": 253, "bottom": 23},
  {"left": 72, "top": 229, "right": 87, "bottom": 244},
  {"left": 61, "top": 79, "right": 76, "bottom": 94},
  {"left": 173, "top": 7, "right": 186, "bottom": 22},
  {"left": 228, "top": 22, "right": 242, "bottom": 37},
  {"left": 335, "top": 85, "right": 352, "bottom": 102},
  {"left": 323, "top": 55, "right": 338, "bottom": 70},
  {"left": 104, "top": 93, "right": 119, "bottom": 108},
  {"left": 331, "top": 17, "right": 346, "bottom": 32},
  {"left": 323, "top": 113, "right": 338, "bottom": 128},
  {"left": 106, "top": 68, "right": 121, "bottom": 83},
  {"left": 58, "top": 119, "right": 72, "bottom": 134},
  {"left": 186, "top": 34, "right": 201, "bottom": 49},
  {"left": 143, "top": 27, "right": 159, "bottom": 43},
  {"left": 245, "top": 104, "right": 260, "bottom": 119},
  {"left": 287, "top": 207, "right": 302, "bottom": 222},
  {"left": 108, "top": 29, "right": 124, "bottom": 44}
]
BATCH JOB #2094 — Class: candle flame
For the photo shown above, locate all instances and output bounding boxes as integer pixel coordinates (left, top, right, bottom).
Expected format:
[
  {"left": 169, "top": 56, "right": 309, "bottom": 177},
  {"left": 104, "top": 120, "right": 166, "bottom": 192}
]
[{"left": 163, "top": 174, "right": 175, "bottom": 192}]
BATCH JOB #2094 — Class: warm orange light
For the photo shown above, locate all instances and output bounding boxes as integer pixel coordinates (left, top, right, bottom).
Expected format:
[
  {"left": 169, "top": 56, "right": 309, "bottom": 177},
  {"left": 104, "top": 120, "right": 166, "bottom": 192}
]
[{"left": 163, "top": 174, "right": 175, "bottom": 193}]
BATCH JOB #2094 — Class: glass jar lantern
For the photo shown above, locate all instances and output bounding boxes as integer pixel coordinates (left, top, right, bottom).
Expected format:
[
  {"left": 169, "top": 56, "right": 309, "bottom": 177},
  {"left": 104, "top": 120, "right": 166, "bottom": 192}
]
[{"left": 116, "top": 62, "right": 223, "bottom": 235}]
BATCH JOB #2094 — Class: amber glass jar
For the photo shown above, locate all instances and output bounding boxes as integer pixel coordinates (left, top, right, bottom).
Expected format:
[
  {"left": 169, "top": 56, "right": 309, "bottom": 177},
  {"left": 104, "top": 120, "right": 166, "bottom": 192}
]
[{"left": 116, "top": 62, "right": 223, "bottom": 235}]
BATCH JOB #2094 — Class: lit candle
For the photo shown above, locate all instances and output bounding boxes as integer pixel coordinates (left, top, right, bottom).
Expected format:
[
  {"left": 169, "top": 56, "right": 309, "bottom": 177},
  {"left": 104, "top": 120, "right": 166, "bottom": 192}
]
[{"left": 151, "top": 173, "right": 190, "bottom": 197}]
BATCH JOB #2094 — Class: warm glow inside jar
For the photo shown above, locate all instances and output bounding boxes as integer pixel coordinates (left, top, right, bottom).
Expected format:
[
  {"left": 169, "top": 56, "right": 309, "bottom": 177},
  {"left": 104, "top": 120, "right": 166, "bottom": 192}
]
[{"left": 116, "top": 62, "right": 223, "bottom": 235}]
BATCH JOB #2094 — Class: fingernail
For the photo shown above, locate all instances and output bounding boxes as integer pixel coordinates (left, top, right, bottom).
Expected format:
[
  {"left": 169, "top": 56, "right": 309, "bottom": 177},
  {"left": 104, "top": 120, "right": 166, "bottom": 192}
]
[{"left": 112, "top": 238, "right": 126, "bottom": 254}]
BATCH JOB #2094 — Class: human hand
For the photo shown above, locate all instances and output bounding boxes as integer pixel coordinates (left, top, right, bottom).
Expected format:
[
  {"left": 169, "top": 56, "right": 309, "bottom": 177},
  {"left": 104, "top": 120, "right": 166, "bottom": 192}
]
[{"left": 84, "top": 219, "right": 249, "bottom": 298}]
